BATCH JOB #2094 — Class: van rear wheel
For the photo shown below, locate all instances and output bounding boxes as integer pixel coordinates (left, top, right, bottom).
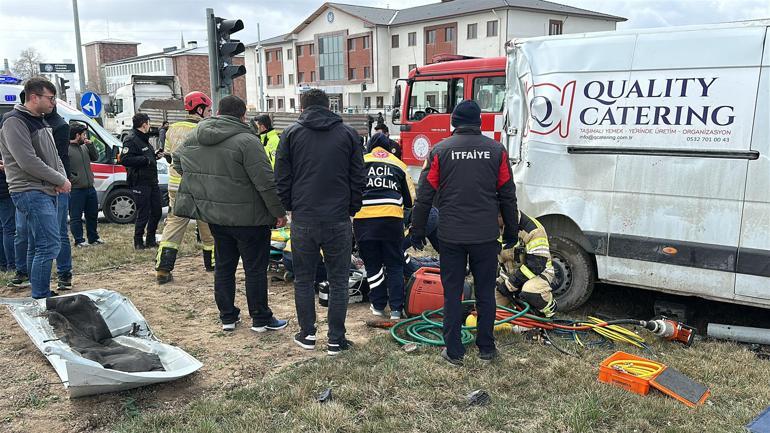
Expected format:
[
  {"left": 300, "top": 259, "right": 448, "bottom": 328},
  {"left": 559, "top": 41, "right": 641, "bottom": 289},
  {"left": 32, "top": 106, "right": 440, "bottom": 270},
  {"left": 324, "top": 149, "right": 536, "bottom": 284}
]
[
  {"left": 549, "top": 235, "right": 595, "bottom": 311},
  {"left": 104, "top": 188, "right": 136, "bottom": 224}
]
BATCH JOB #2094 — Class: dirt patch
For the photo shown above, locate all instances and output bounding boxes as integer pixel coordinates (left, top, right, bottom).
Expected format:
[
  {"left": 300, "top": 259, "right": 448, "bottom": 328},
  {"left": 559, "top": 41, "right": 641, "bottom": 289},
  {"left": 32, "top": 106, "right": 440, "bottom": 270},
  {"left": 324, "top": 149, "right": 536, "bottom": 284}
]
[{"left": 0, "top": 256, "right": 380, "bottom": 433}]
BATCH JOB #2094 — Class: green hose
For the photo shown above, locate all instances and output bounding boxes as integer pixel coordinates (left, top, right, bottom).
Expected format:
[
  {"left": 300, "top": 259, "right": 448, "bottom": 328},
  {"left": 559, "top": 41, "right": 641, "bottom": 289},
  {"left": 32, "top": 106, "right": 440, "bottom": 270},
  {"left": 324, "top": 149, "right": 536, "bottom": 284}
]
[{"left": 389, "top": 300, "right": 531, "bottom": 346}]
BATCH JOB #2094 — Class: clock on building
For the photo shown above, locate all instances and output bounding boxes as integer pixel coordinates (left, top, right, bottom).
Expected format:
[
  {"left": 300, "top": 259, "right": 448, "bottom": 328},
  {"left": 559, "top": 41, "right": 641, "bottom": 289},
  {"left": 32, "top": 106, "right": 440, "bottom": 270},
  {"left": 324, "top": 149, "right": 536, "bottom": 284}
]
[{"left": 327, "top": 11, "right": 335, "bottom": 23}]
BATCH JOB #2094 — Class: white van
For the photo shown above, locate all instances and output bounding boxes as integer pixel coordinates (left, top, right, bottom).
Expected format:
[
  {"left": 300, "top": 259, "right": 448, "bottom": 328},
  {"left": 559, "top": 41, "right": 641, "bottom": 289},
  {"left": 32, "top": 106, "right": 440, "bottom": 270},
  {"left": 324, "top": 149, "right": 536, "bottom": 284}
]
[
  {"left": 0, "top": 84, "right": 168, "bottom": 224},
  {"left": 504, "top": 20, "right": 770, "bottom": 310}
]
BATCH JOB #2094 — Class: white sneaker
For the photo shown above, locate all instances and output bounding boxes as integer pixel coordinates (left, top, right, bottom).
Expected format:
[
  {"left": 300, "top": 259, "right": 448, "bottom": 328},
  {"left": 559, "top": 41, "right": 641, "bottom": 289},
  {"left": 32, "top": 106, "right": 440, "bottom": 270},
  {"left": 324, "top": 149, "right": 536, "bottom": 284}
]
[
  {"left": 222, "top": 318, "right": 241, "bottom": 331},
  {"left": 369, "top": 304, "right": 385, "bottom": 317},
  {"left": 75, "top": 242, "right": 90, "bottom": 248},
  {"left": 390, "top": 310, "right": 402, "bottom": 320}
]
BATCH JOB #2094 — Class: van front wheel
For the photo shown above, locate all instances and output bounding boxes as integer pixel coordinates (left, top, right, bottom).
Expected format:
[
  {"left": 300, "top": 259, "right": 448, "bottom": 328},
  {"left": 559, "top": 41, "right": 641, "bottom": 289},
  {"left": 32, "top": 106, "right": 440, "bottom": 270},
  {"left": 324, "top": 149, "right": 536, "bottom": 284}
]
[
  {"left": 104, "top": 188, "right": 136, "bottom": 224},
  {"left": 548, "top": 235, "right": 595, "bottom": 311}
]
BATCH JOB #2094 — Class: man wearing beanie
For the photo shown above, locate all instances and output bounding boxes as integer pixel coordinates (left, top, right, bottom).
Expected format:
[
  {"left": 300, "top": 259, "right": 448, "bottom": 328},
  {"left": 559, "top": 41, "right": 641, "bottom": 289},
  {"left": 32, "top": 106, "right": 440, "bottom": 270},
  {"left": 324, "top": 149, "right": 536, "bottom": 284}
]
[{"left": 410, "top": 100, "right": 518, "bottom": 366}]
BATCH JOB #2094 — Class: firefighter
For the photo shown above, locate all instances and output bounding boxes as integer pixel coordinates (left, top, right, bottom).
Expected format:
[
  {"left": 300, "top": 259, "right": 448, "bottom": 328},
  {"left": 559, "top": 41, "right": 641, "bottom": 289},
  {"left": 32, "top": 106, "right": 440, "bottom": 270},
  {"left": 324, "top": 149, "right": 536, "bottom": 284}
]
[
  {"left": 254, "top": 114, "right": 279, "bottom": 168},
  {"left": 354, "top": 132, "right": 415, "bottom": 320},
  {"left": 496, "top": 211, "right": 557, "bottom": 318},
  {"left": 411, "top": 100, "right": 518, "bottom": 366},
  {"left": 155, "top": 91, "right": 214, "bottom": 284},
  {"left": 121, "top": 113, "right": 163, "bottom": 250}
]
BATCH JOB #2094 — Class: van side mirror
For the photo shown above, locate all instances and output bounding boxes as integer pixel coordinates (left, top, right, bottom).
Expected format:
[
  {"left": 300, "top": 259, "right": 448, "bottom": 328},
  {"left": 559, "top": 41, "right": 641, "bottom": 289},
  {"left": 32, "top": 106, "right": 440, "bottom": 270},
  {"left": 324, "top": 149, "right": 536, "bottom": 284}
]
[{"left": 392, "top": 108, "right": 400, "bottom": 121}]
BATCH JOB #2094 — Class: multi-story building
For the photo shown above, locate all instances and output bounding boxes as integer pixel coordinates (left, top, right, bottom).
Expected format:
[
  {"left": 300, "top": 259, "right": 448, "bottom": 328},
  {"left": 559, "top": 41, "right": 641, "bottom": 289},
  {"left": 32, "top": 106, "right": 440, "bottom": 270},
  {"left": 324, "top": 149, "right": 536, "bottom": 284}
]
[
  {"left": 85, "top": 40, "right": 246, "bottom": 99},
  {"left": 245, "top": 0, "right": 625, "bottom": 112}
]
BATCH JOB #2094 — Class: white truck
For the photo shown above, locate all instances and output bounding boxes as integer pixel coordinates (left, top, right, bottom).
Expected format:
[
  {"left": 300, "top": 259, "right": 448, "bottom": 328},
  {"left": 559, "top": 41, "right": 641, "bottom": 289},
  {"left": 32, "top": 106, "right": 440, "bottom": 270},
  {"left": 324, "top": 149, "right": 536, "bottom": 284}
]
[
  {"left": 105, "top": 75, "right": 186, "bottom": 140},
  {"left": 503, "top": 20, "right": 770, "bottom": 309}
]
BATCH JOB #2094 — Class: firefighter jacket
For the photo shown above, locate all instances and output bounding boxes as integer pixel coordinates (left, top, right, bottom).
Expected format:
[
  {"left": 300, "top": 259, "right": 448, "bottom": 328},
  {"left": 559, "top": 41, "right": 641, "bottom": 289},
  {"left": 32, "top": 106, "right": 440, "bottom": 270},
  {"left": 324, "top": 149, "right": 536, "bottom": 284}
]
[
  {"left": 260, "top": 128, "right": 280, "bottom": 168},
  {"left": 412, "top": 126, "right": 518, "bottom": 245},
  {"left": 354, "top": 146, "right": 415, "bottom": 220},
  {"left": 164, "top": 115, "right": 201, "bottom": 192},
  {"left": 120, "top": 129, "right": 158, "bottom": 187},
  {"left": 499, "top": 212, "right": 555, "bottom": 290}
]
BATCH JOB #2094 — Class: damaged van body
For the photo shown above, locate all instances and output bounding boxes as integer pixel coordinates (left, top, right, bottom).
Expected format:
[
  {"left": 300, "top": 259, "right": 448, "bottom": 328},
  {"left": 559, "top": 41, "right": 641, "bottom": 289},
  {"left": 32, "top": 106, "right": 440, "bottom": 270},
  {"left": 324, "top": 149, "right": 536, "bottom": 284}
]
[{"left": 1, "top": 289, "right": 202, "bottom": 398}]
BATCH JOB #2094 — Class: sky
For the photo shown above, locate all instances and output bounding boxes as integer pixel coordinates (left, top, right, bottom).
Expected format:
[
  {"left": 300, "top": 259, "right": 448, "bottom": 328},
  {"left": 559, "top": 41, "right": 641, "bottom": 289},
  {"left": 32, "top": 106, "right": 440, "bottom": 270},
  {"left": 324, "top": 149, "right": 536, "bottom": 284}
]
[{"left": 1, "top": 0, "right": 769, "bottom": 69}]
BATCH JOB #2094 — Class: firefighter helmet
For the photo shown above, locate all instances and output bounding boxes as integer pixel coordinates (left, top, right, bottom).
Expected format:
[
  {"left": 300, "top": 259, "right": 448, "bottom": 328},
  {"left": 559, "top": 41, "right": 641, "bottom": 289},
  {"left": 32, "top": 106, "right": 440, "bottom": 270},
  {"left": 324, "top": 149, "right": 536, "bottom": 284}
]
[{"left": 184, "top": 91, "right": 212, "bottom": 112}]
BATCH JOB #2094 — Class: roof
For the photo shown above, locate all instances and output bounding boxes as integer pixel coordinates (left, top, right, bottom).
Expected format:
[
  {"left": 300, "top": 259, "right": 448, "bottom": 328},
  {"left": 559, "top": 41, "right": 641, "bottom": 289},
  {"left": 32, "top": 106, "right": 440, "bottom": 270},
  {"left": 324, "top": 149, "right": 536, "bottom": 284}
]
[
  {"left": 246, "top": 33, "right": 291, "bottom": 48},
  {"left": 104, "top": 46, "right": 231, "bottom": 66},
  {"left": 390, "top": 0, "right": 625, "bottom": 25},
  {"left": 284, "top": 0, "right": 624, "bottom": 37},
  {"left": 83, "top": 39, "right": 140, "bottom": 47},
  {"left": 409, "top": 56, "right": 506, "bottom": 78}
]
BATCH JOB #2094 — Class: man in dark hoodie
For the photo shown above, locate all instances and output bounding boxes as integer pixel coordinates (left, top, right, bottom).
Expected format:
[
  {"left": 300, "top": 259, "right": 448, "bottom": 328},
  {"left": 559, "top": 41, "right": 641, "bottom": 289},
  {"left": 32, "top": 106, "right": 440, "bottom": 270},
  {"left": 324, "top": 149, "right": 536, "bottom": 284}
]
[
  {"left": 173, "top": 95, "right": 289, "bottom": 334},
  {"left": 44, "top": 107, "right": 73, "bottom": 290},
  {"left": 275, "top": 89, "right": 365, "bottom": 356}
]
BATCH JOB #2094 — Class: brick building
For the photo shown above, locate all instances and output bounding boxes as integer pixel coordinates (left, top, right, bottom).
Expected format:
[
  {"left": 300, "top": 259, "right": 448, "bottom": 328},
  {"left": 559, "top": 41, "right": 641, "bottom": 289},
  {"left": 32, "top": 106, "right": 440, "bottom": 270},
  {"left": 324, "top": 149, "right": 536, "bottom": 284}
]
[
  {"left": 83, "top": 39, "right": 139, "bottom": 93},
  {"left": 245, "top": 0, "right": 625, "bottom": 112},
  {"left": 85, "top": 41, "right": 245, "bottom": 100}
]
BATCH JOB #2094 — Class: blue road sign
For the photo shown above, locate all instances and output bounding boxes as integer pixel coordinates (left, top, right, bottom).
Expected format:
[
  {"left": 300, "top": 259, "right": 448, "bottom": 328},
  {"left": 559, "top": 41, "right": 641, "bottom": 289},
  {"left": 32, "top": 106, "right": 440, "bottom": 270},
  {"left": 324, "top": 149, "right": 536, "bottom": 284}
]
[{"left": 80, "top": 92, "right": 102, "bottom": 118}]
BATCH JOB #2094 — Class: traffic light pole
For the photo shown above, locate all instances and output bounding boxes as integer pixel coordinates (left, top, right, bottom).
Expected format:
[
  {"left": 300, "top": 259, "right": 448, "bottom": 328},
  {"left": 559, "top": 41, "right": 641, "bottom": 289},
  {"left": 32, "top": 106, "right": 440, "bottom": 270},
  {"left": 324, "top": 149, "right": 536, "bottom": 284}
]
[{"left": 206, "top": 8, "right": 221, "bottom": 110}]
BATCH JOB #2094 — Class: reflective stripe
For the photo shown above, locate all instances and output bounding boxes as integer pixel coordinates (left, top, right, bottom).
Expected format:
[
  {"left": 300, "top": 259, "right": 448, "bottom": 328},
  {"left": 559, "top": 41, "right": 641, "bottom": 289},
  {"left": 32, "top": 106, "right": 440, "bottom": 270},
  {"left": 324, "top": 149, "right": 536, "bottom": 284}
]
[
  {"left": 362, "top": 197, "right": 403, "bottom": 206},
  {"left": 520, "top": 265, "right": 536, "bottom": 280},
  {"left": 526, "top": 237, "right": 549, "bottom": 250}
]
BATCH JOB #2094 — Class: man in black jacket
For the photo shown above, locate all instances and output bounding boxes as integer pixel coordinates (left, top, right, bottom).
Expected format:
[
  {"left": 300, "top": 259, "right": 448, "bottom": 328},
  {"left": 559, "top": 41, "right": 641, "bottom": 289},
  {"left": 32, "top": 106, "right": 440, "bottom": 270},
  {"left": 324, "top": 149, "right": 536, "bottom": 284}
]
[
  {"left": 44, "top": 107, "right": 73, "bottom": 289},
  {"left": 275, "top": 89, "right": 365, "bottom": 356},
  {"left": 411, "top": 100, "right": 518, "bottom": 366},
  {"left": 121, "top": 113, "right": 163, "bottom": 250}
]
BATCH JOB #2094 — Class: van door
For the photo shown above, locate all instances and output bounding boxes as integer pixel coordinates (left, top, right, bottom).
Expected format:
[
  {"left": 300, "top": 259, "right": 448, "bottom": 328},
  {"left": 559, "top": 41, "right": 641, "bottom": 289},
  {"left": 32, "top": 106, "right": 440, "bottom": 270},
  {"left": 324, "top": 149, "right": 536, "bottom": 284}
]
[
  {"left": 602, "top": 26, "right": 765, "bottom": 302},
  {"left": 735, "top": 28, "right": 770, "bottom": 303}
]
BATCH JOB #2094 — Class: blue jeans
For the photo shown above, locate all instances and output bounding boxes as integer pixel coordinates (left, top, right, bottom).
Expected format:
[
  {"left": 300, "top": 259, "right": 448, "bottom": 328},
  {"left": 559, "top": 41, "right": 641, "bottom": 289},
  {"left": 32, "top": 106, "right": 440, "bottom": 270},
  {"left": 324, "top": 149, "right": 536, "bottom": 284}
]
[
  {"left": 69, "top": 187, "right": 99, "bottom": 244},
  {"left": 57, "top": 192, "right": 72, "bottom": 275},
  {"left": 0, "top": 197, "right": 16, "bottom": 270},
  {"left": 12, "top": 191, "right": 60, "bottom": 298},
  {"left": 291, "top": 220, "right": 353, "bottom": 343},
  {"left": 14, "top": 207, "right": 32, "bottom": 275}
]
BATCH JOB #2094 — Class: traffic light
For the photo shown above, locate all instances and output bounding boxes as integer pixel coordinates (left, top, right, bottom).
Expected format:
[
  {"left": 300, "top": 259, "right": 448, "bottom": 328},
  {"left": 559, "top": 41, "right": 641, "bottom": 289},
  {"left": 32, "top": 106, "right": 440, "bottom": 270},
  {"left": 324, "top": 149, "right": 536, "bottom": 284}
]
[
  {"left": 215, "top": 17, "right": 246, "bottom": 89},
  {"left": 57, "top": 76, "right": 70, "bottom": 102}
]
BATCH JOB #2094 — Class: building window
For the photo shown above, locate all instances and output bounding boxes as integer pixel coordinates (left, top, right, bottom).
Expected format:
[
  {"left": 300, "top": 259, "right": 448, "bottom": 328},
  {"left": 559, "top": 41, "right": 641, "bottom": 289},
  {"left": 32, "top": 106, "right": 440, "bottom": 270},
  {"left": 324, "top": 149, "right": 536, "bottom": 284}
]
[
  {"left": 348, "top": 38, "right": 355, "bottom": 51},
  {"left": 349, "top": 68, "right": 356, "bottom": 80},
  {"left": 549, "top": 19, "right": 563, "bottom": 35},
  {"left": 446, "top": 27, "right": 454, "bottom": 42},
  {"left": 278, "top": 98, "right": 284, "bottom": 110},
  {"left": 408, "top": 32, "right": 416, "bottom": 46},
  {"left": 298, "top": 72, "right": 304, "bottom": 83},
  {"left": 311, "top": 71, "right": 316, "bottom": 81},
  {"left": 364, "top": 66, "right": 371, "bottom": 79},
  {"left": 319, "top": 34, "right": 344, "bottom": 80},
  {"left": 309, "top": 44, "right": 315, "bottom": 55},
  {"left": 266, "top": 51, "right": 271, "bottom": 62},
  {"left": 277, "top": 75, "right": 282, "bottom": 85},
  {"left": 287, "top": 48, "right": 293, "bottom": 60},
  {"left": 256, "top": 51, "right": 260, "bottom": 63},
  {"left": 364, "top": 96, "right": 371, "bottom": 108},
  {"left": 376, "top": 96, "right": 384, "bottom": 108},
  {"left": 467, "top": 23, "right": 477, "bottom": 39},
  {"left": 278, "top": 50, "right": 283, "bottom": 61},
  {"left": 426, "top": 29, "right": 436, "bottom": 44},
  {"left": 363, "top": 36, "right": 370, "bottom": 49},
  {"left": 290, "top": 98, "right": 296, "bottom": 110},
  {"left": 391, "top": 34, "right": 399, "bottom": 48},
  {"left": 408, "top": 63, "right": 417, "bottom": 72},
  {"left": 297, "top": 45, "right": 303, "bottom": 56},
  {"left": 487, "top": 20, "right": 498, "bottom": 37},
  {"left": 392, "top": 65, "right": 400, "bottom": 78},
  {"left": 289, "top": 73, "right": 294, "bottom": 85},
  {"left": 267, "top": 76, "right": 272, "bottom": 85},
  {"left": 268, "top": 98, "right": 274, "bottom": 110}
]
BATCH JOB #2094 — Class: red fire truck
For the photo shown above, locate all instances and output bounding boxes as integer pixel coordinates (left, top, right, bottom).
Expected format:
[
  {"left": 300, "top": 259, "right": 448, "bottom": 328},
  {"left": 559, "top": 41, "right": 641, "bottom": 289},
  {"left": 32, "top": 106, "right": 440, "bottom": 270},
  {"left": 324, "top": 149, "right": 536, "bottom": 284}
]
[{"left": 394, "top": 56, "right": 507, "bottom": 175}]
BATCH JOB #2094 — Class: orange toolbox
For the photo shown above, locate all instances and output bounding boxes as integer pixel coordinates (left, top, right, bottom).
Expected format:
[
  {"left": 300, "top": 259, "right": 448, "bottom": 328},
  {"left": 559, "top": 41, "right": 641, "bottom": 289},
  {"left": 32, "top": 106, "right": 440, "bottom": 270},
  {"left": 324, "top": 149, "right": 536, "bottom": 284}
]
[{"left": 598, "top": 351, "right": 664, "bottom": 396}]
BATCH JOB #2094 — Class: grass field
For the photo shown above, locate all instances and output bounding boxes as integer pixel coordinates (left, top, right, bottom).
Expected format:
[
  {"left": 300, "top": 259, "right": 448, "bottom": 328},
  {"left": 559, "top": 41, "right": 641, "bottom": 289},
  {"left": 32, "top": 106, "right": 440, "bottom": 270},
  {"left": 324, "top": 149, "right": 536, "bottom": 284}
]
[{"left": 4, "top": 222, "right": 770, "bottom": 433}]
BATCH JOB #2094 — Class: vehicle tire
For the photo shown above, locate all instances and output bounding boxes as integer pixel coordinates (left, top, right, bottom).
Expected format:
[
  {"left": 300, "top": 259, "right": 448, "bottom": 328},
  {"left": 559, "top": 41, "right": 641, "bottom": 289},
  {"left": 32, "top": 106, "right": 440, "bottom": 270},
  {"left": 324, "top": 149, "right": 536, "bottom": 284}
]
[
  {"left": 548, "top": 235, "right": 596, "bottom": 311},
  {"left": 104, "top": 188, "right": 136, "bottom": 224}
]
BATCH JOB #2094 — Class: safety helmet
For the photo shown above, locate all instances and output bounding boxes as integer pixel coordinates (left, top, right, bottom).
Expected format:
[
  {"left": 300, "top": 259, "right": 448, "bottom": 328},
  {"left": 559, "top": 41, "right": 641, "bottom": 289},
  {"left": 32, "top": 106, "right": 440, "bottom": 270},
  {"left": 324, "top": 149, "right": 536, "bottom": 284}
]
[{"left": 183, "top": 91, "right": 212, "bottom": 112}]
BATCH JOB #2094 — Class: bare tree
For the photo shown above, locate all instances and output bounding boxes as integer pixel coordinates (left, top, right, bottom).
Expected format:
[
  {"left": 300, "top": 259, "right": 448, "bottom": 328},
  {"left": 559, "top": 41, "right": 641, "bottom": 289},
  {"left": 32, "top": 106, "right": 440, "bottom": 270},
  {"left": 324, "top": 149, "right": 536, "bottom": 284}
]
[{"left": 12, "top": 48, "right": 42, "bottom": 80}]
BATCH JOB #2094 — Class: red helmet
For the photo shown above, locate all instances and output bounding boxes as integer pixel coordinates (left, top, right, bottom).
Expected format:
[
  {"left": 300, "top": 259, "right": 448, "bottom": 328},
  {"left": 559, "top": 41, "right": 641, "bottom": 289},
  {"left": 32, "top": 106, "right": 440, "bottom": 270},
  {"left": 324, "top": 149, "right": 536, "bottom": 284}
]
[{"left": 184, "top": 91, "right": 212, "bottom": 112}]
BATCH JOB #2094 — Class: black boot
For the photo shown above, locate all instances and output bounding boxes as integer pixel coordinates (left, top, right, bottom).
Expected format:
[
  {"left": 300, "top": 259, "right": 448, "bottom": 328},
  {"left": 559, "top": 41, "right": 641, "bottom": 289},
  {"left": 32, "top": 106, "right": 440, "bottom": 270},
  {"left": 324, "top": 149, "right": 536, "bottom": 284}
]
[
  {"left": 145, "top": 233, "right": 158, "bottom": 248},
  {"left": 156, "top": 246, "right": 178, "bottom": 284},
  {"left": 203, "top": 249, "right": 215, "bottom": 272},
  {"left": 134, "top": 236, "right": 146, "bottom": 250}
]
